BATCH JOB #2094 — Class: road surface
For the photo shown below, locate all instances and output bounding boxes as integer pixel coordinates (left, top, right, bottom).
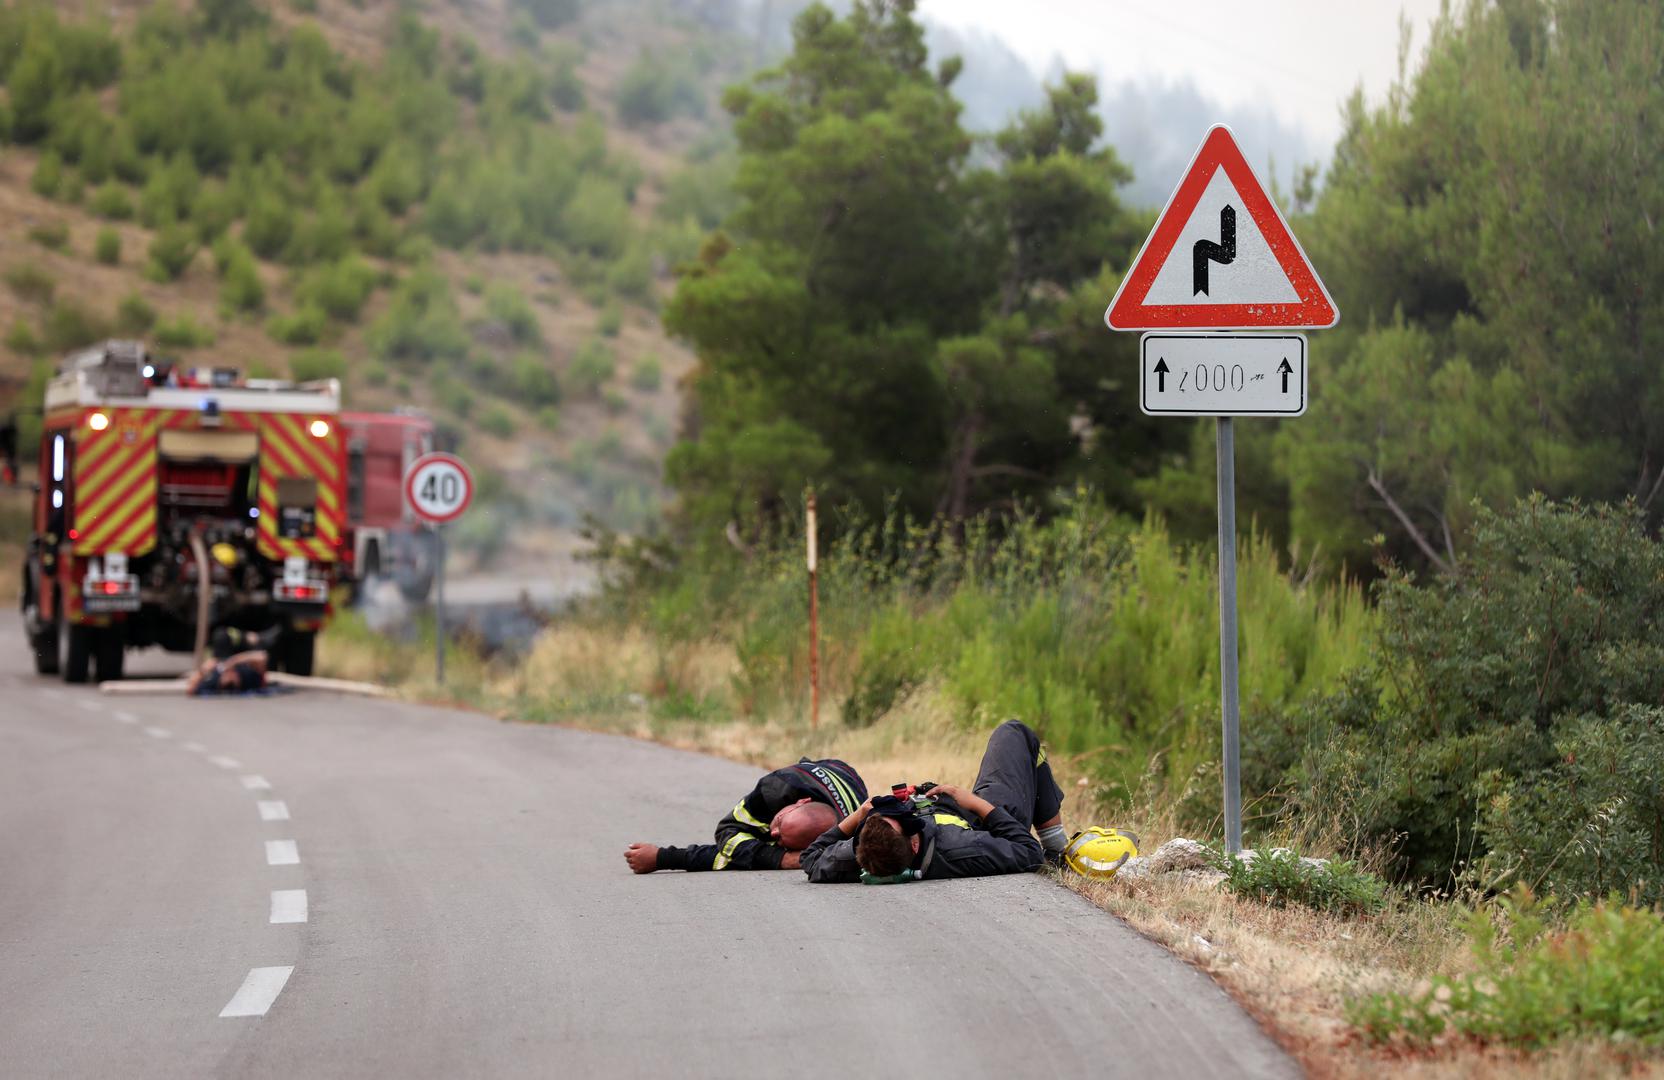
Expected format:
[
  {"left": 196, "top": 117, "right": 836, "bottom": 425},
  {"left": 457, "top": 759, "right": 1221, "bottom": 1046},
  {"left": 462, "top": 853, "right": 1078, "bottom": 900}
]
[{"left": 0, "top": 619, "right": 1298, "bottom": 1079}]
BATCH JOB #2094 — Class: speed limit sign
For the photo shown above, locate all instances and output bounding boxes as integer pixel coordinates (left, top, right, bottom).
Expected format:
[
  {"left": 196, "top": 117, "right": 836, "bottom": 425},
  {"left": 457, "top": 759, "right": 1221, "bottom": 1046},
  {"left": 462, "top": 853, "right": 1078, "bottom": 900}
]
[{"left": 404, "top": 452, "right": 474, "bottom": 524}]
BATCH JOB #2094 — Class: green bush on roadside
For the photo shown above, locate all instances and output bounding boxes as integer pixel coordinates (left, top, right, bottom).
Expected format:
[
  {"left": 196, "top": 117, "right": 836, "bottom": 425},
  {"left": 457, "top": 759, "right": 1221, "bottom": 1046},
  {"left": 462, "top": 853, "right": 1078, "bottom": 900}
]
[
  {"left": 1349, "top": 890, "right": 1664, "bottom": 1048},
  {"left": 4, "top": 263, "right": 56, "bottom": 303},
  {"left": 1213, "top": 848, "right": 1388, "bottom": 917},
  {"left": 567, "top": 338, "right": 615, "bottom": 396},
  {"left": 266, "top": 306, "right": 327, "bottom": 346},
  {"left": 145, "top": 225, "right": 197, "bottom": 281},
  {"left": 290, "top": 347, "right": 347, "bottom": 383},
  {"left": 28, "top": 221, "right": 69, "bottom": 251}
]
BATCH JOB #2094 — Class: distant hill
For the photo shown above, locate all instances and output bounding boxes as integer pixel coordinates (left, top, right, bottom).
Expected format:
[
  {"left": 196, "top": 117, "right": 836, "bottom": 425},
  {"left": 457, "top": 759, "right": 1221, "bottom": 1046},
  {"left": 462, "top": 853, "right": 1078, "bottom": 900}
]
[{"left": 0, "top": 0, "right": 756, "bottom": 563}]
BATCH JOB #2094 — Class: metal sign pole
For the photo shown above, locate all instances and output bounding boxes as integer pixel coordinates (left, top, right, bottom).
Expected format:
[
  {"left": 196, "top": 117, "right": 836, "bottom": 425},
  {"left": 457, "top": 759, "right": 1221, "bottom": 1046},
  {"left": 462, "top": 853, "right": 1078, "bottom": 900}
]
[
  {"left": 1215, "top": 417, "right": 1243, "bottom": 854},
  {"left": 435, "top": 525, "right": 446, "bottom": 686}
]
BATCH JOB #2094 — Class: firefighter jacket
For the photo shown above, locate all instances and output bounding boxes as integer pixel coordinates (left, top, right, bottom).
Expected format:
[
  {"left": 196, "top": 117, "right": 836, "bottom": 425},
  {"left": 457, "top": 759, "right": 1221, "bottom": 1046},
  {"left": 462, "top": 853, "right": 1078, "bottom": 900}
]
[
  {"left": 798, "top": 794, "right": 1044, "bottom": 882},
  {"left": 656, "top": 758, "right": 867, "bottom": 872}
]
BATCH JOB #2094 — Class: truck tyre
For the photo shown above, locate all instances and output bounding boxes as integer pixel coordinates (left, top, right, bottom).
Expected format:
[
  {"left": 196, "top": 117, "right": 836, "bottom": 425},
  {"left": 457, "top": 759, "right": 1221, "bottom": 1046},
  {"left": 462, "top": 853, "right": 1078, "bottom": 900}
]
[
  {"left": 283, "top": 631, "right": 316, "bottom": 677},
  {"left": 29, "top": 612, "right": 61, "bottom": 676},
  {"left": 397, "top": 567, "right": 433, "bottom": 604},
  {"left": 64, "top": 623, "right": 93, "bottom": 684},
  {"left": 95, "top": 629, "right": 125, "bottom": 683}
]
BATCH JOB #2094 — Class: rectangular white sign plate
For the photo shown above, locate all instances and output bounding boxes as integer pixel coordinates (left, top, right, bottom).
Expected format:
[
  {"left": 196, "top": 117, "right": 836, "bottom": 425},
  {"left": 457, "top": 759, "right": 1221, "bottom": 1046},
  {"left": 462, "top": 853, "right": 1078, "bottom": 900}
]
[{"left": 1140, "top": 333, "right": 1307, "bottom": 417}]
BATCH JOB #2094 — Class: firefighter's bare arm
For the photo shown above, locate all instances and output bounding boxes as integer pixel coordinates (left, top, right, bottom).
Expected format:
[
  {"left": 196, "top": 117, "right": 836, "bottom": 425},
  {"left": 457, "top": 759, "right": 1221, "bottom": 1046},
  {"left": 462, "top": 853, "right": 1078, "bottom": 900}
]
[
  {"left": 835, "top": 797, "right": 877, "bottom": 837},
  {"left": 922, "top": 783, "right": 996, "bottom": 821}
]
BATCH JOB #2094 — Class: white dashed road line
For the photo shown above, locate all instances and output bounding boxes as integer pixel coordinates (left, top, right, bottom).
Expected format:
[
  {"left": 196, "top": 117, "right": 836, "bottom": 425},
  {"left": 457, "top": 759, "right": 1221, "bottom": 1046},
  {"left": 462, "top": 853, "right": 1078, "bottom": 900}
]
[
  {"left": 218, "top": 966, "right": 294, "bottom": 1018},
  {"left": 269, "top": 890, "right": 308, "bottom": 924},
  {"left": 240, "top": 775, "right": 272, "bottom": 791},
  {"left": 143, "top": 727, "right": 172, "bottom": 739},
  {"left": 257, "top": 801, "right": 290, "bottom": 822},
  {"left": 114, "top": 710, "right": 139, "bottom": 724},
  {"left": 77, "top": 699, "right": 102, "bottom": 713},
  {"left": 209, "top": 756, "right": 241, "bottom": 770},
  {"left": 265, "top": 840, "right": 300, "bottom": 866},
  {"left": 183, "top": 741, "right": 207, "bottom": 753}
]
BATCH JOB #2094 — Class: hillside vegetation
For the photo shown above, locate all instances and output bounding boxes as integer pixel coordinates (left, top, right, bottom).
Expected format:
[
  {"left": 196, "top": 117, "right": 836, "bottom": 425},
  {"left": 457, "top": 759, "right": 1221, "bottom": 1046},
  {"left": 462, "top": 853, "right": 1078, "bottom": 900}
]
[{"left": 0, "top": 0, "right": 756, "bottom": 541}]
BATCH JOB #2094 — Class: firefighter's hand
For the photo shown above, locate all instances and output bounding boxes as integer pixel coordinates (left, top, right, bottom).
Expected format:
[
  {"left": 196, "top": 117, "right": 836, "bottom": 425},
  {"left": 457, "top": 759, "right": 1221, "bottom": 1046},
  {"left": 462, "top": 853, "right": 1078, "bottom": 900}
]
[
  {"left": 623, "top": 843, "right": 660, "bottom": 874},
  {"left": 838, "top": 798, "right": 876, "bottom": 837},
  {"left": 779, "top": 850, "right": 802, "bottom": 871}
]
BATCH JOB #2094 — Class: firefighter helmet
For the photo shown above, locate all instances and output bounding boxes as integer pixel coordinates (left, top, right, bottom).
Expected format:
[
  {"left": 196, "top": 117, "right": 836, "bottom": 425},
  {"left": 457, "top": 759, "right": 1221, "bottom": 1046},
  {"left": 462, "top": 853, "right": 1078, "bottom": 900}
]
[{"left": 1064, "top": 827, "right": 1140, "bottom": 879}]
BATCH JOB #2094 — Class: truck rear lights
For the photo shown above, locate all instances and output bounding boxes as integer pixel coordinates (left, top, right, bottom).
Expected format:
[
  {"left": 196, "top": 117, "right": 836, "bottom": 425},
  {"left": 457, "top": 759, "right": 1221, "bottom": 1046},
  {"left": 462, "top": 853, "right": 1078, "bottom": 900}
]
[
  {"left": 82, "top": 571, "right": 140, "bottom": 613},
  {"left": 310, "top": 420, "right": 331, "bottom": 438},
  {"left": 89, "top": 411, "right": 110, "bottom": 431},
  {"left": 274, "top": 580, "right": 327, "bottom": 603}
]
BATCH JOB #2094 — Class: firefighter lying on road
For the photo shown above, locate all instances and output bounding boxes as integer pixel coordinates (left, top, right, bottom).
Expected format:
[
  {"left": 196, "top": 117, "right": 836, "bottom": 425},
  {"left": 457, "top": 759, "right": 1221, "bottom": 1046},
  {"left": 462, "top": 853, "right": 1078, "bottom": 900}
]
[
  {"left": 624, "top": 757, "right": 868, "bottom": 873},
  {"left": 186, "top": 650, "right": 269, "bottom": 695},
  {"left": 799, "top": 720, "right": 1070, "bottom": 883}
]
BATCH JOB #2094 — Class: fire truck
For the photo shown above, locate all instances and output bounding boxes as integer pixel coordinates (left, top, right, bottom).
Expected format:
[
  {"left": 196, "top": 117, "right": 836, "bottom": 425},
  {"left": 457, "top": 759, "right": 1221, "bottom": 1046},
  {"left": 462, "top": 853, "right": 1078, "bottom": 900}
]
[
  {"left": 342, "top": 409, "right": 438, "bottom": 603},
  {"left": 19, "top": 341, "right": 345, "bottom": 682}
]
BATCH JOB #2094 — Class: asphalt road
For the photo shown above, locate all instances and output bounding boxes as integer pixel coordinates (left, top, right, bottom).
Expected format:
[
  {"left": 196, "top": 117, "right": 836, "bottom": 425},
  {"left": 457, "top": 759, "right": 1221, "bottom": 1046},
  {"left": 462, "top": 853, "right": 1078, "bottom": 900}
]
[{"left": 0, "top": 619, "right": 1298, "bottom": 1079}]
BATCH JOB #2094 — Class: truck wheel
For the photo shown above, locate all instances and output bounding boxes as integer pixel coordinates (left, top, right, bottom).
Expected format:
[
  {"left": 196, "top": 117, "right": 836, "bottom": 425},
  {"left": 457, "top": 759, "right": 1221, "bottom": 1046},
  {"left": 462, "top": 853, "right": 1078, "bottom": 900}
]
[
  {"left": 283, "top": 631, "right": 316, "bottom": 678},
  {"left": 30, "top": 613, "right": 61, "bottom": 676},
  {"left": 397, "top": 569, "right": 433, "bottom": 604},
  {"left": 95, "top": 629, "right": 125, "bottom": 683},
  {"left": 64, "top": 623, "right": 93, "bottom": 684}
]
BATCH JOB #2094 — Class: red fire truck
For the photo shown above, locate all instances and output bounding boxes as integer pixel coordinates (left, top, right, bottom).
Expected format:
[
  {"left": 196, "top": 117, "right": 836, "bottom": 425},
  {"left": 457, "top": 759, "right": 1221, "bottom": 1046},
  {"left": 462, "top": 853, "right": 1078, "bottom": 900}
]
[
  {"left": 342, "top": 409, "right": 438, "bottom": 602},
  {"left": 20, "top": 341, "right": 345, "bottom": 682}
]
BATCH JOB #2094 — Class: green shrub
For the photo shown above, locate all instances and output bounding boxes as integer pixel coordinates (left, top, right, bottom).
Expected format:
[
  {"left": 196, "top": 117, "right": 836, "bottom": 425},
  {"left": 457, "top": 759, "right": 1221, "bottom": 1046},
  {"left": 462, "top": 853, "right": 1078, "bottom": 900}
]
[
  {"left": 1349, "top": 890, "right": 1664, "bottom": 1048},
  {"left": 536, "top": 405, "right": 560, "bottom": 432},
  {"left": 606, "top": 242, "right": 656, "bottom": 300},
  {"left": 4, "top": 263, "right": 56, "bottom": 303},
  {"left": 1272, "top": 500, "right": 1664, "bottom": 898},
  {"left": 289, "top": 347, "right": 347, "bottom": 382},
  {"left": 243, "top": 191, "right": 294, "bottom": 260},
  {"left": 5, "top": 319, "right": 42, "bottom": 354},
  {"left": 602, "top": 387, "right": 627, "bottom": 414},
  {"left": 189, "top": 183, "right": 238, "bottom": 242},
  {"left": 484, "top": 282, "right": 541, "bottom": 344},
  {"left": 137, "top": 152, "right": 199, "bottom": 228},
  {"left": 27, "top": 221, "right": 68, "bottom": 250},
  {"left": 30, "top": 151, "right": 64, "bottom": 198},
  {"left": 266, "top": 306, "right": 327, "bottom": 346},
  {"left": 145, "top": 225, "right": 197, "bottom": 281},
  {"left": 94, "top": 228, "right": 122, "bottom": 265},
  {"left": 434, "top": 376, "right": 474, "bottom": 418},
  {"left": 370, "top": 268, "right": 468, "bottom": 363},
  {"left": 630, "top": 354, "right": 662, "bottom": 392},
  {"left": 511, "top": 351, "right": 561, "bottom": 406},
  {"left": 1214, "top": 848, "right": 1387, "bottom": 917},
  {"left": 90, "top": 183, "right": 134, "bottom": 220},
  {"left": 116, "top": 292, "right": 156, "bottom": 334},
  {"left": 567, "top": 338, "right": 615, "bottom": 396},
  {"left": 364, "top": 361, "right": 389, "bottom": 387},
  {"left": 40, "top": 299, "right": 111, "bottom": 352},
  {"left": 152, "top": 312, "right": 215, "bottom": 349},
  {"left": 296, "top": 256, "right": 377, "bottom": 321},
  {"left": 219, "top": 250, "right": 265, "bottom": 314},
  {"left": 479, "top": 405, "right": 516, "bottom": 439},
  {"left": 596, "top": 301, "right": 622, "bottom": 338},
  {"left": 615, "top": 50, "right": 703, "bottom": 127},
  {"left": 560, "top": 175, "right": 631, "bottom": 258},
  {"left": 463, "top": 274, "right": 485, "bottom": 296}
]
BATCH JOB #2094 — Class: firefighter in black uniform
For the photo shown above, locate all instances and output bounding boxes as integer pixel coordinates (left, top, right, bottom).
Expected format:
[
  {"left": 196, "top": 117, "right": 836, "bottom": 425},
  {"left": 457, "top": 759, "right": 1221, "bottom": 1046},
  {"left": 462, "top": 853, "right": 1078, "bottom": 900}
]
[
  {"left": 800, "top": 720, "right": 1067, "bottom": 883},
  {"left": 624, "top": 757, "right": 868, "bottom": 873}
]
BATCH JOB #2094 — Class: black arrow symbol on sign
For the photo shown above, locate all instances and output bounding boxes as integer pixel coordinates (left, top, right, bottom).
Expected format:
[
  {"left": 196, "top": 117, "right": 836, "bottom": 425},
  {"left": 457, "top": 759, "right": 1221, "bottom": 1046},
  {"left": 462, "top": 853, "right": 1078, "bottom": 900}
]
[
  {"left": 1277, "top": 357, "right": 1293, "bottom": 393},
  {"left": 1193, "top": 205, "right": 1237, "bottom": 296},
  {"left": 1154, "top": 356, "right": 1169, "bottom": 392}
]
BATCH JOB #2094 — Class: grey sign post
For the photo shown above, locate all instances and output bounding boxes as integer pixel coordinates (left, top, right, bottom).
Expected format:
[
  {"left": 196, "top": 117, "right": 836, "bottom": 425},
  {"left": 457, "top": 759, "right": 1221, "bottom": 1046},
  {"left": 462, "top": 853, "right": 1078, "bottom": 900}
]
[
  {"left": 404, "top": 452, "right": 475, "bottom": 687},
  {"left": 1104, "top": 125, "right": 1337, "bottom": 855}
]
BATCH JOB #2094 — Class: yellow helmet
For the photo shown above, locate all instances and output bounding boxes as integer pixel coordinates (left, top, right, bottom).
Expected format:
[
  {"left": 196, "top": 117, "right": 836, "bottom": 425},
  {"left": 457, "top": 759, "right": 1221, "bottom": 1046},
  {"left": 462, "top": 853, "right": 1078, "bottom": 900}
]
[
  {"left": 1064, "top": 827, "right": 1140, "bottom": 879},
  {"left": 211, "top": 542, "right": 240, "bottom": 568}
]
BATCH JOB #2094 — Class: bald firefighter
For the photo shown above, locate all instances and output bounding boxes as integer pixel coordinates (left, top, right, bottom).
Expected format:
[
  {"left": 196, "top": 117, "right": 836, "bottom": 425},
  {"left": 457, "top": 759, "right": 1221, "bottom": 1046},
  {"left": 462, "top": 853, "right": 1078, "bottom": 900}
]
[{"left": 624, "top": 758, "right": 868, "bottom": 873}]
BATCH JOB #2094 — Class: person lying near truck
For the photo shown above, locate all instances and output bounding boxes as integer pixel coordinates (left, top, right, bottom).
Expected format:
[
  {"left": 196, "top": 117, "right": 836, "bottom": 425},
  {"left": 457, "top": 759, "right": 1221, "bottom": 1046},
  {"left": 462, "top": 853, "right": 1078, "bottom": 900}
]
[
  {"left": 624, "top": 757, "right": 868, "bottom": 873},
  {"left": 186, "top": 650, "right": 269, "bottom": 695},
  {"left": 799, "top": 720, "right": 1069, "bottom": 884}
]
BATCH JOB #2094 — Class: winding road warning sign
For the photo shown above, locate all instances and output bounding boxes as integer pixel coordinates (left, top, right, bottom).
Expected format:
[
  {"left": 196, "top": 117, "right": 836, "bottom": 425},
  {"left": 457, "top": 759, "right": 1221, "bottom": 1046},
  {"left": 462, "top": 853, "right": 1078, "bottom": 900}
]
[{"left": 1105, "top": 125, "right": 1337, "bottom": 330}]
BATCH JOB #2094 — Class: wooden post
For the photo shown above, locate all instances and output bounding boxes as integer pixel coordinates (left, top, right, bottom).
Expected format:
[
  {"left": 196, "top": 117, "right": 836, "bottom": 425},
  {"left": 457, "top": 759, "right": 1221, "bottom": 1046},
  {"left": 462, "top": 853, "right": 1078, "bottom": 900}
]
[{"left": 807, "top": 490, "right": 819, "bottom": 730}]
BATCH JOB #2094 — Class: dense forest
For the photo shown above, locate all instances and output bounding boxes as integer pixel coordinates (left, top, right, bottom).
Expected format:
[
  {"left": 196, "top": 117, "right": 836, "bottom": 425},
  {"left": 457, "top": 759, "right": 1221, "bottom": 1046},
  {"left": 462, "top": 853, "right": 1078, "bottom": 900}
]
[{"left": 667, "top": 0, "right": 1664, "bottom": 582}]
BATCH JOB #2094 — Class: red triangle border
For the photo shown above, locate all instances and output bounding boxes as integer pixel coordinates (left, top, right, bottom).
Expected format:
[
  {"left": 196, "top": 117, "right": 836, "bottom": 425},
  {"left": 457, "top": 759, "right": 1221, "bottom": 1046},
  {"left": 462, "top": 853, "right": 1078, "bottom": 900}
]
[{"left": 1105, "top": 126, "right": 1337, "bottom": 330}]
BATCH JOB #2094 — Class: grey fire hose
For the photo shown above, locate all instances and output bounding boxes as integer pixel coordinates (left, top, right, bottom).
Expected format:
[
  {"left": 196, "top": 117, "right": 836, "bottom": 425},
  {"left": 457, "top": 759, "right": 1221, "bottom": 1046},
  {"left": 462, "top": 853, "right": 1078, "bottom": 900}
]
[{"left": 189, "top": 530, "right": 211, "bottom": 664}]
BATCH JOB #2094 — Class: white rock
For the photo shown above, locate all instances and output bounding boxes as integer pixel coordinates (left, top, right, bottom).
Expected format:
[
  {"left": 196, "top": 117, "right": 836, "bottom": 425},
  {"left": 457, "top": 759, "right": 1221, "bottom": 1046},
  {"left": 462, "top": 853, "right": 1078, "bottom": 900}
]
[
  {"left": 1148, "top": 837, "right": 1212, "bottom": 874},
  {"left": 1115, "top": 855, "right": 1151, "bottom": 879}
]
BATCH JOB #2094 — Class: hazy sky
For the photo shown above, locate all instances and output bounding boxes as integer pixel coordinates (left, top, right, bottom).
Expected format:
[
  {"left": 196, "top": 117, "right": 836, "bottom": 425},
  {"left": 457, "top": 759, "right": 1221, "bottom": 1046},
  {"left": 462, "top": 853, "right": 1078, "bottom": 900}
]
[{"left": 915, "top": 0, "right": 1449, "bottom": 149}]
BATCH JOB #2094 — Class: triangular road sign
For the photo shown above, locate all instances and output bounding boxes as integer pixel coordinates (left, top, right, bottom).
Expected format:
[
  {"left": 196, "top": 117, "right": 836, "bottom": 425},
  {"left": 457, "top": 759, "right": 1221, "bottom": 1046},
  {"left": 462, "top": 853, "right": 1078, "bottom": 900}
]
[{"left": 1106, "top": 125, "right": 1338, "bottom": 330}]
